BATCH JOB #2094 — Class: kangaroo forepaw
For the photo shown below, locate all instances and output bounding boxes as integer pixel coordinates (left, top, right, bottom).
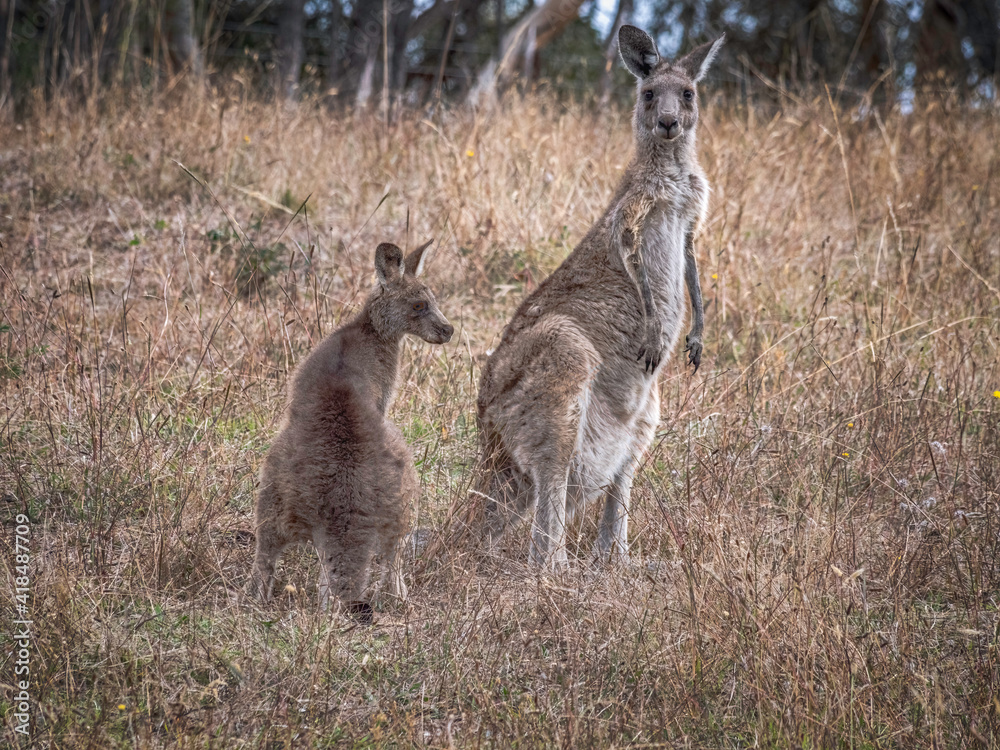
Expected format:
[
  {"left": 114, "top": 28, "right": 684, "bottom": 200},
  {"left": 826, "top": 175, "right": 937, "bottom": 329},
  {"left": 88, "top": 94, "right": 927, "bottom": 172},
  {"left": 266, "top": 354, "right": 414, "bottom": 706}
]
[
  {"left": 684, "top": 334, "right": 702, "bottom": 373},
  {"left": 637, "top": 322, "right": 664, "bottom": 373}
]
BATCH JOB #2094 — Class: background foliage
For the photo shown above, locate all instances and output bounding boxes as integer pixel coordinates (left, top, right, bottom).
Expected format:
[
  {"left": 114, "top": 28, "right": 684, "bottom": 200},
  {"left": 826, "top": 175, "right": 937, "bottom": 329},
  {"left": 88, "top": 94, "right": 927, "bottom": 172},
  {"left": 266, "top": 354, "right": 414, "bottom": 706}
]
[{"left": 0, "top": 0, "right": 998, "bottom": 106}]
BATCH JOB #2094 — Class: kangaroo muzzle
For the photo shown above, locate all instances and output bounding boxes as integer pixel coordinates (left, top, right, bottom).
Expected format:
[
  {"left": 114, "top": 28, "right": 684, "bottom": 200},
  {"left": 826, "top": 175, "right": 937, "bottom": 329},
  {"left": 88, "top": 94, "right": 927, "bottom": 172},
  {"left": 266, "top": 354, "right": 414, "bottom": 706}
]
[
  {"left": 430, "top": 317, "right": 454, "bottom": 344},
  {"left": 657, "top": 118, "right": 681, "bottom": 140}
]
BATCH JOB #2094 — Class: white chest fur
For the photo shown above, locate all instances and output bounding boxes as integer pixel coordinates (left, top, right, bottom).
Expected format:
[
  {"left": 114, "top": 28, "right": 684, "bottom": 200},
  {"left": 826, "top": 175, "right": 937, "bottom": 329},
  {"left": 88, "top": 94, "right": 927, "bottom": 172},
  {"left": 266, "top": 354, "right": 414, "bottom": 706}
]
[{"left": 641, "top": 205, "right": 686, "bottom": 336}]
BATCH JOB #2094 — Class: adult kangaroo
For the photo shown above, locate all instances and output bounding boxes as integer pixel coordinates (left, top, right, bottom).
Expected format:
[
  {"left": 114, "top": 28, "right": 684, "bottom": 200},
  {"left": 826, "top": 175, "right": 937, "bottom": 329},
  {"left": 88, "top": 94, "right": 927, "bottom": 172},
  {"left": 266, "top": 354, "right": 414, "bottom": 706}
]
[{"left": 476, "top": 26, "right": 723, "bottom": 568}]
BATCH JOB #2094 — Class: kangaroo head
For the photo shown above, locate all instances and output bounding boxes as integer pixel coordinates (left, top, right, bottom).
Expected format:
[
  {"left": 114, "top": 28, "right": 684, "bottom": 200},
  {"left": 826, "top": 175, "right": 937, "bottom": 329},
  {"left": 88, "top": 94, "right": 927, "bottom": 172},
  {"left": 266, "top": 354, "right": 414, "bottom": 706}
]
[
  {"left": 619, "top": 25, "right": 724, "bottom": 149},
  {"left": 372, "top": 241, "right": 454, "bottom": 345}
]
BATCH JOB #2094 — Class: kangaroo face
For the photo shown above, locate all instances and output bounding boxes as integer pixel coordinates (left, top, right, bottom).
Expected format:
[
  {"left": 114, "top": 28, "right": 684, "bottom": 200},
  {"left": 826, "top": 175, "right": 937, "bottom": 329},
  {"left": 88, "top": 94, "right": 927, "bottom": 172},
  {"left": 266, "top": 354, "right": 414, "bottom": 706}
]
[
  {"left": 374, "top": 242, "right": 454, "bottom": 345},
  {"left": 396, "top": 277, "right": 454, "bottom": 344},
  {"left": 618, "top": 25, "right": 724, "bottom": 148},
  {"left": 639, "top": 70, "right": 699, "bottom": 143}
]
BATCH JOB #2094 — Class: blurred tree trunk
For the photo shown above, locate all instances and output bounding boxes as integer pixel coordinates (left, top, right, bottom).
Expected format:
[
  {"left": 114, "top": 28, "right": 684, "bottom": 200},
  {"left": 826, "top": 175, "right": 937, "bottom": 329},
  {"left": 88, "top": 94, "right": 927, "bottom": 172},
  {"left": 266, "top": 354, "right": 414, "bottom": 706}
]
[
  {"left": 356, "top": 51, "right": 376, "bottom": 106},
  {"left": 95, "top": 0, "right": 127, "bottom": 83},
  {"left": 476, "top": 0, "right": 586, "bottom": 93},
  {"left": 916, "top": 0, "right": 965, "bottom": 80},
  {"left": 340, "top": 0, "right": 417, "bottom": 105},
  {"left": 277, "top": 0, "right": 305, "bottom": 99},
  {"left": 599, "top": 0, "right": 632, "bottom": 102},
  {"left": 55, "top": 0, "right": 93, "bottom": 84},
  {"left": 495, "top": 0, "right": 504, "bottom": 57},
  {"left": 390, "top": 0, "right": 415, "bottom": 96},
  {"left": 916, "top": 0, "right": 998, "bottom": 83},
  {"left": 847, "top": 0, "right": 890, "bottom": 92},
  {"left": 0, "top": 0, "right": 12, "bottom": 100},
  {"left": 963, "top": 0, "right": 999, "bottom": 80},
  {"left": 407, "top": 0, "right": 458, "bottom": 41},
  {"left": 345, "top": 0, "right": 381, "bottom": 102},
  {"left": 118, "top": 0, "right": 140, "bottom": 86},
  {"left": 165, "top": 0, "right": 201, "bottom": 76},
  {"left": 43, "top": 2, "right": 69, "bottom": 92},
  {"left": 788, "top": 0, "right": 826, "bottom": 85},
  {"left": 327, "top": 0, "right": 345, "bottom": 94}
]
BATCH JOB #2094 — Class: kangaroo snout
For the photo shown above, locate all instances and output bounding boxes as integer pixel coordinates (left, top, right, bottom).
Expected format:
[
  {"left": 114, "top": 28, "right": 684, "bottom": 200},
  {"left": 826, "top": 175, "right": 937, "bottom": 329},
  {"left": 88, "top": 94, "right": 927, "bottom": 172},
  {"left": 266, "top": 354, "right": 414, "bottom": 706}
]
[
  {"left": 431, "top": 320, "right": 454, "bottom": 344},
  {"left": 657, "top": 118, "right": 681, "bottom": 139},
  {"left": 416, "top": 309, "right": 453, "bottom": 344}
]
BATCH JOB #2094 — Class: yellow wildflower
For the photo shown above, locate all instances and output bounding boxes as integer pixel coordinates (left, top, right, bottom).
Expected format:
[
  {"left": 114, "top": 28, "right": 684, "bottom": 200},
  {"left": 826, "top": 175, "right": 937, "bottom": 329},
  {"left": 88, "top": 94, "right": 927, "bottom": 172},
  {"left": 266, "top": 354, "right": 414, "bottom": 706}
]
[
  {"left": 243, "top": 135, "right": 251, "bottom": 144},
  {"left": 711, "top": 273, "right": 718, "bottom": 280},
  {"left": 847, "top": 422, "right": 854, "bottom": 427},
  {"left": 118, "top": 704, "right": 127, "bottom": 710},
  {"left": 842, "top": 452, "right": 850, "bottom": 457},
  {"left": 466, "top": 149, "right": 475, "bottom": 157}
]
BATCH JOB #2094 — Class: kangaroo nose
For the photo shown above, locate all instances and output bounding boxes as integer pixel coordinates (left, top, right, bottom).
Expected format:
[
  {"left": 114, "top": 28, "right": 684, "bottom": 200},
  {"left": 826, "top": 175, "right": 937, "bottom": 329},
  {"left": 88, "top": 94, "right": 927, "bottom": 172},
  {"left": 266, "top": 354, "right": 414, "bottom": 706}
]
[
  {"left": 440, "top": 323, "right": 454, "bottom": 341},
  {"left": 658, "top": 119, "right": 681, "bottom": 139}
]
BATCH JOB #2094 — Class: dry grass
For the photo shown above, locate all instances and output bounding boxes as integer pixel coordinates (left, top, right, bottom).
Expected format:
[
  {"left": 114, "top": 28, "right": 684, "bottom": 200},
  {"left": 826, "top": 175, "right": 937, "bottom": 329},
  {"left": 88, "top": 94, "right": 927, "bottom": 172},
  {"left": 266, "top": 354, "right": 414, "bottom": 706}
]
[{"left": 1, "top": 82, "right": 999, "bottom": 748}]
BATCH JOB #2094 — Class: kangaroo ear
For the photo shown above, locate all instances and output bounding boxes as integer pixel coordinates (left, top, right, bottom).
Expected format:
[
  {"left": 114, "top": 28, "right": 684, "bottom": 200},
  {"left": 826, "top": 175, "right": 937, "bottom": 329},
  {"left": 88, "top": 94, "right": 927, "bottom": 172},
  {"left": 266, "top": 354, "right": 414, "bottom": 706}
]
[
  {"left": 677, "top": 34, "right": 725, "bottom": 83},
  {"left": 404, "top": 239, "right": 434, "bottom": 277},
  {"left": 374, "top": 243, "right": 405, "bottom": 287},
  {"left": 619, "top": 25, "right": 659, "bottom": 80}
]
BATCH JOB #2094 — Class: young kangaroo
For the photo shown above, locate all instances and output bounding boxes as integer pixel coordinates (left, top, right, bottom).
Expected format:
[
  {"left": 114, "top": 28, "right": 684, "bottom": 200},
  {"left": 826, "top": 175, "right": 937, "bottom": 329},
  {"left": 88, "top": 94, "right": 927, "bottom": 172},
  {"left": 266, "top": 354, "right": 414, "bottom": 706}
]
[
  {"left": 476, "top": 26, "right": 723, "bottom": 568},
  {"left": 251, "top": 241, "right": 453, "bottom": 612}
]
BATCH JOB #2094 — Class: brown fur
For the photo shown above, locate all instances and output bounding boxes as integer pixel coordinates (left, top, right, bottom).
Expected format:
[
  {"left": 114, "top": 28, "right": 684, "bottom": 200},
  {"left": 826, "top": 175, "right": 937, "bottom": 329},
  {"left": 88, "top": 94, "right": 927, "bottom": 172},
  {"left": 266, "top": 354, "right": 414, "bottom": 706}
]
[
  {"left": 477, "top": 27, "right": 724, "bottom": 568},
  {"left": 250, "top": 241, "right": 453, "bottom": 611}
]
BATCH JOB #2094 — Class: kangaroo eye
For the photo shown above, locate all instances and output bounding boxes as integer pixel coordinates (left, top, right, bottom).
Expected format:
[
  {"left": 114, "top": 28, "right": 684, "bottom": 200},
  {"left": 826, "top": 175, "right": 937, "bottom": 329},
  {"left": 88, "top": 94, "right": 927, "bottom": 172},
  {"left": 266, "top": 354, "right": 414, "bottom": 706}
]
[
  {"left": 412, "top": 301, "right": 427, "bottom": 312},
  {"left": 683, "top": 89, "right": 694, "bottom": 101},
  {"left": 643, "top": 90, "right": 654, "bottom": 101}
]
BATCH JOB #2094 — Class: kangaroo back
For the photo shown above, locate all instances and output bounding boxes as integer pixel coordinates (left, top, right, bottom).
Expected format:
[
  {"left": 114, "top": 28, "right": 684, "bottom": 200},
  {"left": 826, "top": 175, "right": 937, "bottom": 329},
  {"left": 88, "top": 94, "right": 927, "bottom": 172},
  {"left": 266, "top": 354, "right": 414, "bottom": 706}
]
[{"left": 251, "top": 241, "right": 453, "bottom": 614}]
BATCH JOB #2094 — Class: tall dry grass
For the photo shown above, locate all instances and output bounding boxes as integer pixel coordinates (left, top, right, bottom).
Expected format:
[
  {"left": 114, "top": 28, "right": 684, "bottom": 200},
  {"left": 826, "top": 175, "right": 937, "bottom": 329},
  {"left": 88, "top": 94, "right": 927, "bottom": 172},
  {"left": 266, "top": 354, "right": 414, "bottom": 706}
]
[{"left": 1, "top": 82, "right": 999, "bottom": 747}]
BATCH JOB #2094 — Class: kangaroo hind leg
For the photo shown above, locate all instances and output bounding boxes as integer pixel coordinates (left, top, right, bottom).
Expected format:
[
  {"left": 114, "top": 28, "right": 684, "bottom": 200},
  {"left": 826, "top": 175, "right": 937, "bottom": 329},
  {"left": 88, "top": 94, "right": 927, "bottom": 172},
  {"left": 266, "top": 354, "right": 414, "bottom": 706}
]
[
  {"left": 594, "top": 384, "right": 658, "bottom": 565},
  {"left": 249, "top": 480, "right": 286, "bottom": 602},
  {"left": 484, "top": 315, "right": 601, "bottom": 569}
]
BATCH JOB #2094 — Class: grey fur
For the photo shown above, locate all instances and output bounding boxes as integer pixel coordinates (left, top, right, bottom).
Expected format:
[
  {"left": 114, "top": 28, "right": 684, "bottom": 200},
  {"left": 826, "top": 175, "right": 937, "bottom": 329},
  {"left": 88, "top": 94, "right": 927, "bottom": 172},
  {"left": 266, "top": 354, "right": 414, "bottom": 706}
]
[
  {"left": 476, "top": 27, "right": 722, "bottom": 568},
  {"left": 250, "top": 241, "right": 453, "bottom": 611}
]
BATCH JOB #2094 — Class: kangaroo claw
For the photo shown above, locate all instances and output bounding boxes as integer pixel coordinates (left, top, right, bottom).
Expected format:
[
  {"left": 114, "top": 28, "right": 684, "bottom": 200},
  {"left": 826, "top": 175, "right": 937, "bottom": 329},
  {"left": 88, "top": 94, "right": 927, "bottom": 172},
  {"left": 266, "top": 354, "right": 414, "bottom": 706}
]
[
  {"left": 684, "top": 335, "right": 702, "bottom": 374},
  {"left": 638, "top": 321, "right": 663, "bottom": 373},
  {"left": 639, "top": 346, "right": 661, "bottom": 373}
]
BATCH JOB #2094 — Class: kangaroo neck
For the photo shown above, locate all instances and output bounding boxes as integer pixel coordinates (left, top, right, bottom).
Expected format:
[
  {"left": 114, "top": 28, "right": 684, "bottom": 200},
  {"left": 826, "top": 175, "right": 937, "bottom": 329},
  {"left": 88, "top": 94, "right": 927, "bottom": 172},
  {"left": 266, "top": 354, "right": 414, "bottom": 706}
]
[
  {"left": 631, "top": 133, "right": 695, "bottom": 180},
  {"left": 354, "top": 305, "right": 403, "bottom": 414}
]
